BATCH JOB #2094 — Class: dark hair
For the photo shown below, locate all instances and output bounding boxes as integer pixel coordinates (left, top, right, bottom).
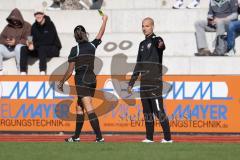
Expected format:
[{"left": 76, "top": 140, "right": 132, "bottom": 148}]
[
  {"left": 74, "top": 25, "right": 89, "bottom": 43},
  {"left": 34, "top": 12, "right": 44, "bottom": 16}
]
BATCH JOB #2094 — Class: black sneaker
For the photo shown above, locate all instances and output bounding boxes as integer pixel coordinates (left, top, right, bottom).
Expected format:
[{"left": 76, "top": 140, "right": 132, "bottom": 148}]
[
  {"left": 65, "top": 136, "right": 80, "bottom": 142},
  {"left": 47, "top": 2, "right": 61, "bottom": 11},
  {"left": 96, "top": 138, "right": 104, "bottom": 143}
]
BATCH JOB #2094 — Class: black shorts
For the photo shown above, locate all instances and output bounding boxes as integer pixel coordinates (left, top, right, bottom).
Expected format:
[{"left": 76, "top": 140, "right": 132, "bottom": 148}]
[{"left": 74, "top": 73, "right": 96, "bottom": 105}]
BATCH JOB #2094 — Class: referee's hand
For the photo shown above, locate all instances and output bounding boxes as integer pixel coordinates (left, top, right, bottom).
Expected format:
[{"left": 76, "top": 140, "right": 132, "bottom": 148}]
[
  {"left": 127, "top": 86, "right": 133, "bottom": 94},
  {"left": 57, "top": 81, "right": 64, "bottom": 92},
  {"left": 102, "top": 15, "right": 108, "bottom": 22}
]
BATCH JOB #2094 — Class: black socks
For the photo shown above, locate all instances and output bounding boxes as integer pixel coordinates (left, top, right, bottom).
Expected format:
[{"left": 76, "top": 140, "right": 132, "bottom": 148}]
[
  {"left": 73, "top": 112, "right": 103, "bottom": 140},
  {"left": 88, "top": 112, "right": 102, "bottom": 140},
  {"left": 73, "top": 114, "right": 84, "bottom": 138}
]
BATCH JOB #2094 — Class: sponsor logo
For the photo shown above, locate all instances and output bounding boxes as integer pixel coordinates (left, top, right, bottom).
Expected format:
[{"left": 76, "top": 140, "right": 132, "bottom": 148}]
[
  {"left": 103, "top": 80, "right": 231, "bottom": 100},
  {"left": 0, "top": 81, "right": 72, "bottom": 99}
]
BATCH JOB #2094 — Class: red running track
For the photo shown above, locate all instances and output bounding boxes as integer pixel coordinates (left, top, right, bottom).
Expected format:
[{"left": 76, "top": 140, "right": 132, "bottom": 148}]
[{"left": 0, "top": 134, "right": 240, "bottom": 143}]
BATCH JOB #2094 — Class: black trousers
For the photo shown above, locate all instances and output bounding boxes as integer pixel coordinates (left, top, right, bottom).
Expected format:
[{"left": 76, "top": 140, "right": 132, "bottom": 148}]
[
  {"left": 140, "top": 84, "right": 171, "bottom": 141},
  {"left": 20, "top": 45, "right": 59, "bottom": 72}
]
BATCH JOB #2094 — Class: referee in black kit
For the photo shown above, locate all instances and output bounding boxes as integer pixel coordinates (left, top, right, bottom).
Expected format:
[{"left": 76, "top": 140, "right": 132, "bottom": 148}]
[{"left": 128, "top": 17, "right": 172, "bottom": 143}]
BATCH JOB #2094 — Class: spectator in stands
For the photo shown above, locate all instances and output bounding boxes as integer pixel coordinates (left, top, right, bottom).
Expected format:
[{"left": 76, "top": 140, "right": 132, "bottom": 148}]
[
  {"left": 226, "top": 0, "right": 240, "bottom": 55},
  {"left": 47, "top": 0, "right": 103, "bottom": 10},
  {"left": 0, "top": 8, "right": 31, "bottom": 75},
  {"left": 227, "top": 20, "right": 240, "bottom": 55},
  {"left": 194, "top": 0, "right": 238, "bottom": 56},
  {"left": 173, "top": 0, "right": 200, "bottom": 9},
  {"left": 20, "top": 8, "right": 62, "bottom": 75}
]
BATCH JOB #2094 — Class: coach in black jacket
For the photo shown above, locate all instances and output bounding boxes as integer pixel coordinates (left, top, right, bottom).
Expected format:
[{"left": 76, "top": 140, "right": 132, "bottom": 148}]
[
  {"left": 128, "top": 17, "right": 172, "bottom": 143},
  {"left": 20, "top": 9, "right": 62, "bottom": 75}
]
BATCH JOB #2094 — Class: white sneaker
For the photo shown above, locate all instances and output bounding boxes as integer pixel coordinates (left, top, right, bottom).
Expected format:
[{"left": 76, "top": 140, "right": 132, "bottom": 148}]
[
  {"left": 40, "top": 71, "right": 46, "bottom": 75},
  {"left": 227, "top": 48, "right": 236, "bottom": 56},
  {"left": 161, "top": 139, "right": 173, "bottom": 143},
  {"left": 187, "top": 0, "right": 199, "bottom": 9},
  {"left": 172, "top": 0, "right": 184, "bottom": 9},
  {"left": 142, "top": 139, "right": 154, "bottom": 143},
  {"left": 96, "top": 138, "right": 105, "bottom": 143},
  {"left": 20, "top": 72, "right": 27, "bottom": 75},
  {"left": 65, "top": 136, "right": 80, "bottom": 142}
]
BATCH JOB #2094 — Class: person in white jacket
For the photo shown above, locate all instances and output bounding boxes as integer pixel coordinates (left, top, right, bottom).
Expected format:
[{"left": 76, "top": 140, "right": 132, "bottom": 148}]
[{"left": 173, "top": 0, "right": 200, "bottom": 9}]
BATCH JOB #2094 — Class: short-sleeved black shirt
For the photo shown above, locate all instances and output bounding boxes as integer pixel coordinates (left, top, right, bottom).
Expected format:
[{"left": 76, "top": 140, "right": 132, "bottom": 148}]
[{"left": 68, "top": 39, "right": 101, "bottom": 74}]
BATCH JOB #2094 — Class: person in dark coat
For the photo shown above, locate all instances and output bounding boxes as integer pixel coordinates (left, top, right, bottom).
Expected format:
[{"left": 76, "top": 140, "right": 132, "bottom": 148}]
[{"left": 20, "top": 8, "right": 62, "bottom": 75}]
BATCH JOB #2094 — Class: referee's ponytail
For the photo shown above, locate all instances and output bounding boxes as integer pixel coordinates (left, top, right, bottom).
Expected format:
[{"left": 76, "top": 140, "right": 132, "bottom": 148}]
[{"left": 74, "top": 25, "right": 89, "bottom": 43}]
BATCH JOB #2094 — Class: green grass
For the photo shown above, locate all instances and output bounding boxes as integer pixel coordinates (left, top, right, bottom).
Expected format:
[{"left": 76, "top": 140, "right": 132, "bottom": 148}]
[{"left": 0, "top": 142, "right": 239, "bottom": 160}]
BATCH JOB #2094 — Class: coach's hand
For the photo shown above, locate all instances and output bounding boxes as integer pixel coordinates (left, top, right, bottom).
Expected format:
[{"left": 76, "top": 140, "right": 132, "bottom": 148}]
[
  {"left": 127, "top": 86, "right": 133, "bottom": 94},
  {"left": 158, "top": 39, "right": 164, "bottom": 49}
]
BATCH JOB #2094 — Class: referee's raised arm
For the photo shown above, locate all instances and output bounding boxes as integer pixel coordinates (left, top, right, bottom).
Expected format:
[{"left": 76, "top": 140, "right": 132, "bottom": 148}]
[{"left": 96, "top": 15, "right": 108, "bottom": 40}]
